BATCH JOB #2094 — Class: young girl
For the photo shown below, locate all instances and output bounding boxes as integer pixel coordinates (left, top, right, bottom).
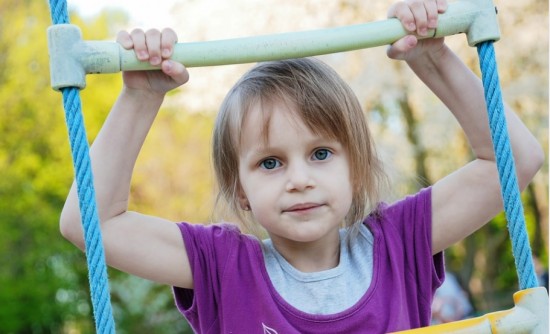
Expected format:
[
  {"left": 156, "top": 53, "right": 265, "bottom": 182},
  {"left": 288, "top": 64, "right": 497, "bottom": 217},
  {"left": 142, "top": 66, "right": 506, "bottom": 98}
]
[{"left": 60, "top": 0, "right": 543, "bottom": 332}]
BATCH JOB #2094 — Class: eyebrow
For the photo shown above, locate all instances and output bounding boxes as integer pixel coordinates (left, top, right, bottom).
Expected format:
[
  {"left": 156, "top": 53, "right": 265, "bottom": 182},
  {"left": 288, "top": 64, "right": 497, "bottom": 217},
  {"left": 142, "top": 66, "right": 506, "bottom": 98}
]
[
  {"left": 245, "top": 136, "right": 342, "bottom": 158},
  {"left": 243, "top": 144, "right": 277, "bottom": 161}
]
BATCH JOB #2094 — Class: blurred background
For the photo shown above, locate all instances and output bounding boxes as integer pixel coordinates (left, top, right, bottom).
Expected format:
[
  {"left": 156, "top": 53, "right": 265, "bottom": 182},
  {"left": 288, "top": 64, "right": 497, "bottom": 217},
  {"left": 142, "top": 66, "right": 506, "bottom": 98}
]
[{"left": 0, "top": 0, "right": 547, "bottom": 332}]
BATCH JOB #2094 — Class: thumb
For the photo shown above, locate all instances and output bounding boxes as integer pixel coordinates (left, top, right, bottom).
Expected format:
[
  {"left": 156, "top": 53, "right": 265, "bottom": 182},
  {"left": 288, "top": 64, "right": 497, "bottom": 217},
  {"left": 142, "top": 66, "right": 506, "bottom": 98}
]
[
  {"left": 387, "top": 35, "right": 418, "bottom": 60},
  {"left": 162, "top": 60, "right": 189, "bottom": 85}
]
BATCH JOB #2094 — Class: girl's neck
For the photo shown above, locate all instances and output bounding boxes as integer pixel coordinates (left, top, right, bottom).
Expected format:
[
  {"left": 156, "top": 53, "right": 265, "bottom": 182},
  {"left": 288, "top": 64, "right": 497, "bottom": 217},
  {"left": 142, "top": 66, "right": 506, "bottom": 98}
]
[{"left": 269, "top": 231, "right": 341, "bottom": 273}]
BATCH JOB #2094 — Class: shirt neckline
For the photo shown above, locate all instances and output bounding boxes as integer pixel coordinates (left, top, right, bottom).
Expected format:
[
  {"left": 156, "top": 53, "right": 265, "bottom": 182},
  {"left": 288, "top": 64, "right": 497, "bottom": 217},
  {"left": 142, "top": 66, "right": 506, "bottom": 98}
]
[
  {"left": 262, "top": 230, "right": 350, "bottom": 283},
  {"left": 256, "top": 222, "right": 381, "bottom": 321}
]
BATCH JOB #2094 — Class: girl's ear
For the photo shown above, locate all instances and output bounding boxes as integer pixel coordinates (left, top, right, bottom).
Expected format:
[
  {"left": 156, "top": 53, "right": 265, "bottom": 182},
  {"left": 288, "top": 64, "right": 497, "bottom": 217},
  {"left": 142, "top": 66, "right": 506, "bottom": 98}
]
[{"left": 236, "top": 186, "right": 251, "bottom": 211}]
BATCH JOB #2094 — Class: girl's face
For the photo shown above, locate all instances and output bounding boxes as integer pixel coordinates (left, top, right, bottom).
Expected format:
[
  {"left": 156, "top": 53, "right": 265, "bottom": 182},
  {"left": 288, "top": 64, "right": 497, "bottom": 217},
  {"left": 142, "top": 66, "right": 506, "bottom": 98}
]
[{"left": 237, "top": 101, "right": 353, "bottom": 247}]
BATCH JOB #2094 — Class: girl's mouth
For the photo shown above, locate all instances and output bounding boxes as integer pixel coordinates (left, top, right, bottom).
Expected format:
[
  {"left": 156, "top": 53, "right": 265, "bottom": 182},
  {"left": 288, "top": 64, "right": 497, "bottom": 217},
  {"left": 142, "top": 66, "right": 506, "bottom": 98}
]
[{"left": 283, "top": 203, "right": 323, "bottom": 213}]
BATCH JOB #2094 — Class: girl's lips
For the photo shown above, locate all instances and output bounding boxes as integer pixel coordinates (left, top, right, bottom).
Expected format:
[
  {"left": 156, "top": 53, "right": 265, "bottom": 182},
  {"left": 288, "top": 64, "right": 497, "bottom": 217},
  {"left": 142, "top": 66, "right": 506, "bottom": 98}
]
[{"left": 283, "top": 203, "right": 322, "bottom": 212}]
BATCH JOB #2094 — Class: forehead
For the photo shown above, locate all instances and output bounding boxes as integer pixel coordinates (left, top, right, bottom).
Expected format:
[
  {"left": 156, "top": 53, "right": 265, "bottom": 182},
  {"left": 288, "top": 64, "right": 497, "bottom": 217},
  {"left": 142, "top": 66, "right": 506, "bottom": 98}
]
[
  {"left": 237, "top": 98, "right": 340, "bottom": 151},
  {"left": 239, "top": 100, "right": 305, "bottom": 150}
]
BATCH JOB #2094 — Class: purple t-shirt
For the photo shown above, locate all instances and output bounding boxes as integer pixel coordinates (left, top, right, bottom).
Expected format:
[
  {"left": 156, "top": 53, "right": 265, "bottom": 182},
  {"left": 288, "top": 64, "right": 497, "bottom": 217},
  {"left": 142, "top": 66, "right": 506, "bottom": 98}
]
[{"left": 173, "top": 187, "right": 444, "bottom": 333}]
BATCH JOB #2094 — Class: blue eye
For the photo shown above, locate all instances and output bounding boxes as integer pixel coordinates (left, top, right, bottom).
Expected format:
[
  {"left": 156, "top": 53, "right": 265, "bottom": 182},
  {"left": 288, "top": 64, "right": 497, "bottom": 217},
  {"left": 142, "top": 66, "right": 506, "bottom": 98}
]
[
  {"left": 260, "top": 158, "right": 281, "bottom": 170},
  {"left": 313, "top": 149, "right": 331, "bottom": 161}
]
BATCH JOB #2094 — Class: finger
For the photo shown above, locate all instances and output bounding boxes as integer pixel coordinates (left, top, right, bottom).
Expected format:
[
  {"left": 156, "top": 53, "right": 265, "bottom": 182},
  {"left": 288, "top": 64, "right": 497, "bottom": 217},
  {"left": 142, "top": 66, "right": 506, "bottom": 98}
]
[
  {"left": 161, "top": 60, "right": 189, "bottom": 85},
  {"left": 116, "top": 30, "right": 133, "bottom": 50},
  {"left": 131, "top": 29, "right": 148, "bottom": 61},
  {"left": 409, "top": 1, "right": 429, "bottom": 36},
  {"left": 160, "top": 28, "right": 178, "bottom": 59},
  {"left": 145, "top": 29, "right": 162, "bottom": 66},
  {"left": 386, "top": 35, "right": 418, "bottom": 60},
  {"left": 388, "top": 2, "right": 416, "bottom": 33},
  {"left": 424, "top": 0, "right": 439, "bottom": 29},
  {"left": 436, "top": 0, "right": 448, "bottom": 13},
  {"left": 386, "top": 2, "right": 399, "bottom": 18}
]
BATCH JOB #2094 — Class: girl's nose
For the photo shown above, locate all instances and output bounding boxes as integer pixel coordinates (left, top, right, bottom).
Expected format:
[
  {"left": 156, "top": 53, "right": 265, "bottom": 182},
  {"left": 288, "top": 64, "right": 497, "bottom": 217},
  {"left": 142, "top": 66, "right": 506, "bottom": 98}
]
[{"left": 285, "top": 163, "right": 315, "bottom": 192}]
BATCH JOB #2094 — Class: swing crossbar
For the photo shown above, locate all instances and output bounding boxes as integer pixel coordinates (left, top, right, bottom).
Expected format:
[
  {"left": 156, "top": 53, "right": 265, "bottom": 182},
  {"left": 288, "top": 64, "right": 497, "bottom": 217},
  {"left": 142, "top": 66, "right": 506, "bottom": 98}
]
[
  {"left": 392, "top": 288, "right": 549, "bottom": 334},
  {"left": 47, "top": 0, "right": 499, "bottom": 91}
]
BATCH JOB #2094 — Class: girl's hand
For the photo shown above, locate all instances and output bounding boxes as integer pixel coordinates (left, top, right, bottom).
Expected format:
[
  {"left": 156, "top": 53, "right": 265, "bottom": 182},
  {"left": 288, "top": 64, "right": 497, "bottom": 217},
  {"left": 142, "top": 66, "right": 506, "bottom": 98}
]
[
  {"left": 386, "top": 0, "right": 448, "bottom": 62},
  {"left": 116, "top": 28, "right": 189, "bottom": 97}
]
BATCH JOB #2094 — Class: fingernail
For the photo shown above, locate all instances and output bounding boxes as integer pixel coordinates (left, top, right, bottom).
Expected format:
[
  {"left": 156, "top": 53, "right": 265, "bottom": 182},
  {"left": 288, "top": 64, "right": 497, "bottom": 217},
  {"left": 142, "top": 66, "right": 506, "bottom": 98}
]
[
  {"left": 162, "top": 48, "right": 171, "bottom": 58},
  {"left": 138, "top": 50, "right": 148, "bottom": 60},
  {"left": 407, "top": 23, "right": 416, "bottom": 31},
  {"left": 419, "top": 28, "right": 428, "bottom": 36},
  {"left": 150, "top": 56, "right": 160, "bottom": 65},
  {"left": 164, "top": 60, "right": 172, "bottom": 72}
]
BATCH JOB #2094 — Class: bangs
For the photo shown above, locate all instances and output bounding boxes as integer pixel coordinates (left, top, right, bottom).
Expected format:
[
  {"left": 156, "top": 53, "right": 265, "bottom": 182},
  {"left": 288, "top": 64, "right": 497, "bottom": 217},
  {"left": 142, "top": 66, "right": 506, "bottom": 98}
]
[{"left": 231, "top": 87, "right": 350, "bottom": 147}]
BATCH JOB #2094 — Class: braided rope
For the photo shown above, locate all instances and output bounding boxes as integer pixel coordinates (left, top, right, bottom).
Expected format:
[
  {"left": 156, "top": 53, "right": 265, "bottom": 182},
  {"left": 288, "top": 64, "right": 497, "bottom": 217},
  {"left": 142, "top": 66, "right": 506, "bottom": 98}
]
[
  {"left": 49, "top": 0, "right": 116, "bottom": 332},
  {"left": 477, "top": 41, "right": 538, "bottom": 290}
]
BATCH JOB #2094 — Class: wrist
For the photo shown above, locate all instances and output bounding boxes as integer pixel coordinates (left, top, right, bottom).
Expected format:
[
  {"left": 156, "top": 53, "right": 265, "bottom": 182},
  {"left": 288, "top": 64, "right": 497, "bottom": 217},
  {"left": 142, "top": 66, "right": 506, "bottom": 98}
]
[
  {"left": 118, "top": 87, "right": 165, "bottom": 118},
  {"left": 121, "top": 86, "right": 165, "bottom": 103},
  {"left": 407, "top": 44, "right": 451, "bottom": 74}
]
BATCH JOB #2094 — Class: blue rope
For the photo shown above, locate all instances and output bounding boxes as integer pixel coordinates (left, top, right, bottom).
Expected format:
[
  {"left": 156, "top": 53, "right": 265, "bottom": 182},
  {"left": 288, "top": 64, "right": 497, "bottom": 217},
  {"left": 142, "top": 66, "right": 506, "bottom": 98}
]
[
  {"left": 477, "top": 41, "right": 538, "bottom": 290},
  {"left": 49, "top": 0, "right": 116, "bottom": 332}
]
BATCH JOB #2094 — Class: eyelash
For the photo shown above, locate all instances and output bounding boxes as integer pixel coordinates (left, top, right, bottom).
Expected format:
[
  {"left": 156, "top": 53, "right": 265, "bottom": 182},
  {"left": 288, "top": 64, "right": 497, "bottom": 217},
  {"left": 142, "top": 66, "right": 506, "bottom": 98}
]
[{"left": 258, "top": 148, "right": 332, "bottom": 170}]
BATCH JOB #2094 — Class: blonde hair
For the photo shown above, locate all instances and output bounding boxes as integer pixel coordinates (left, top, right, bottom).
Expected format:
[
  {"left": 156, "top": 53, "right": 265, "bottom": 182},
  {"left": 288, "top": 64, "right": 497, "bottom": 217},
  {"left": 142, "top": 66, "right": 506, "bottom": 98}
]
[{"left": 212, "top": 58, "right": 386, "bottom": 238}]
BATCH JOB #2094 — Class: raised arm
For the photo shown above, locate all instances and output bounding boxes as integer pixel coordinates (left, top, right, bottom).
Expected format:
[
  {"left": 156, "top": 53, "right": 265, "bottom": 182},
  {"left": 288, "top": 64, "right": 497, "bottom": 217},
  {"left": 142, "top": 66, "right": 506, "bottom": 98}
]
[
  {"left": 387, "top": 0, "right": 544, "bottom": 254},
  {"left": 60, "top": 28, "right": 194, "bottom": 288}
]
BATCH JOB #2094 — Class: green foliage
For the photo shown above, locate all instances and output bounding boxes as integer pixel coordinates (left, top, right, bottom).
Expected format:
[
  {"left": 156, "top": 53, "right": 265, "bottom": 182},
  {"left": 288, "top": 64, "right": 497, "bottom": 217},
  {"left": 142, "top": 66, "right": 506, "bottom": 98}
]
[
  {"left": 0, "top": 1, "right": 192, "bottom": 332},
  {"left": 109, "top": 274, "right": 191, "bottom": 334},
  {"left": 0, "top": 0, "right": 93, "bottom": 332}
]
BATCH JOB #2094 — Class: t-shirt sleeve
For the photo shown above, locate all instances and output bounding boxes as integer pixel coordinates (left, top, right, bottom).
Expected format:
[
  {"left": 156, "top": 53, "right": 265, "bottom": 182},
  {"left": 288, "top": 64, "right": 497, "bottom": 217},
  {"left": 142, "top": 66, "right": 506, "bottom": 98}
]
[
  {"left": 390, "top": 187, "right": 444, "bottom": 290},
  {"left": 171, "top": 222, "right": 241, "bottom": 329},
  {"left": 370, "top": 186, "right": 445, "bottom": 324}
]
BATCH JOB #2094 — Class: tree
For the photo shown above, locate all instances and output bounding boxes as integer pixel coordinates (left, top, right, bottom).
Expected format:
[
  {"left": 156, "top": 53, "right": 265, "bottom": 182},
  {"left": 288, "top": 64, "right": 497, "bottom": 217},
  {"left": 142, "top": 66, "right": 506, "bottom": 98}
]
[
  {"left": 1, "top": 1, "right": 193, "bottom": 332},
  {"left": 0, "top": 0, "right": 92, "bottom": 332}
]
